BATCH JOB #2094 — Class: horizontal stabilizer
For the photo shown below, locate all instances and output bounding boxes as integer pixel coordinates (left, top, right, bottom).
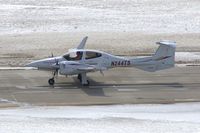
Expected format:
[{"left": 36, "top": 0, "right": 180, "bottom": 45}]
[{"left": 156, "top": 40, "right": 176, "bottom": 47}]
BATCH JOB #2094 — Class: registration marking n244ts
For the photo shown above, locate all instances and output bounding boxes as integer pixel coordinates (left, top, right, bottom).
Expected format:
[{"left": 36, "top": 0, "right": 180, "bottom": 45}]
[{"left": 111, "top": 61, "right": 131, "bottom": 66}]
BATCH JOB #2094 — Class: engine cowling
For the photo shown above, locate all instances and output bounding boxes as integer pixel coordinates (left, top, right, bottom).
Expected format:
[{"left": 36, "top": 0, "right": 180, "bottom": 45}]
[{"left": 59, "top": 61, "right": 83, "bottom": 75}]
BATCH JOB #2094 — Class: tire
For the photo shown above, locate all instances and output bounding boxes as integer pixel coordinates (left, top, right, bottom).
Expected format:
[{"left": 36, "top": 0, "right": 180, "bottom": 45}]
[
  {"left": 48, "top": 78, "right": 55, "bottom": 85},
  {"left": 83, "top": 80, "right": 90, "bottom": 86}
]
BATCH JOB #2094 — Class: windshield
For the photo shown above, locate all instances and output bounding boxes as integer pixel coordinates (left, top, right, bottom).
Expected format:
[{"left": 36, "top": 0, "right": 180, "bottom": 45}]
[{"left": 63, "top": 51, "right": 83, "bottom": 61}]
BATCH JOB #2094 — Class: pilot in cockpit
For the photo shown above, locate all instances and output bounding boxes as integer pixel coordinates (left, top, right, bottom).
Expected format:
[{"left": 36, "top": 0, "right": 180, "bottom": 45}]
[{"left": 69, "top": 51, "right": 82, "bottom": 60}]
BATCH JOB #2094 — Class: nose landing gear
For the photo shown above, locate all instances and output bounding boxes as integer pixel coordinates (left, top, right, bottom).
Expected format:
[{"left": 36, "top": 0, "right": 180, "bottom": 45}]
[
  {"left": 48, "top": 70, "right": 58, "bottom": 86},
  {"left": 48, "top": 78, "right": 55, "bottom": 85}
]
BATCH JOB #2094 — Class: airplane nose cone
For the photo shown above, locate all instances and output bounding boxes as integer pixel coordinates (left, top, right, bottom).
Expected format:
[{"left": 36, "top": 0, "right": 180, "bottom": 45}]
[
  {"left": 25, "top": 62, "right": 38, "bottom": 67},
  {"left": 25, "top": 58, "right": 59, "bottom": 69}
]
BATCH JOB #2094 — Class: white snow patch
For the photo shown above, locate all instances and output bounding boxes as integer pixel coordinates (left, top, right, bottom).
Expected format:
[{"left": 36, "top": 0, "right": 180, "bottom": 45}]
[
  {"left": 176, "top": 52, "right": 200, "bottom": 63},
  {"left": 0, "top": 103, "right": 200, "bottom": 133},
  {"left": 0, "top": 0, "right": 200, "bottom": 34}
]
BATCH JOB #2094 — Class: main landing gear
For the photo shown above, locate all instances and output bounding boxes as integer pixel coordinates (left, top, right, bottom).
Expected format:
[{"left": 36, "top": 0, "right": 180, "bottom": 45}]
[
  {"left": 83, "top": 80, "right": 90, "bottom": 86},
  {"left": 77, "top": 73, "right": 90, "bottom": 86}
]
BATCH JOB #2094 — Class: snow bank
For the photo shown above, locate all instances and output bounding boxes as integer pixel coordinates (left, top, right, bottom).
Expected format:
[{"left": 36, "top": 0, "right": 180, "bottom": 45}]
[
  {"left": 0, "top": 0, "right": 199, "bottom": 34},
  {"left": 176, "top": 52, "right": 200, "bottom": 64},
  {"left": 0, "top": 103, "right": 200, "bottom": 133}
]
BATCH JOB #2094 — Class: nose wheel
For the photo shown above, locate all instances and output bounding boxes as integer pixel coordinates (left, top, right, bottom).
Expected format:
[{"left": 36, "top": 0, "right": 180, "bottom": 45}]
[
  {"left": 48, "top": 69, "right": 58, "bottom": 86},
  {"left": 48, "top": 78, "right": 55, "bottom": 86}
]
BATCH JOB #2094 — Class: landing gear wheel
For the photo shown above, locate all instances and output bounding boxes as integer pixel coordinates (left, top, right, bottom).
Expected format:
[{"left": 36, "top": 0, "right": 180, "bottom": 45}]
[
  {"left": 48, "top": 78, "right": 55, "bottom": 86},
  {"left": 83, "top": 80, "right": 90, "bottom": 86}
]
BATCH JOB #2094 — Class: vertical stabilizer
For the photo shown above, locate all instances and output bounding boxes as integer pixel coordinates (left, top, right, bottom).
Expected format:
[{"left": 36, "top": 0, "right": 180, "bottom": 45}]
[
  {"left": 133, "top": 40, "right": 176, "bottom": 72},
  {"left": 153, "top": 40, "right": 176, "bottom": 66}
]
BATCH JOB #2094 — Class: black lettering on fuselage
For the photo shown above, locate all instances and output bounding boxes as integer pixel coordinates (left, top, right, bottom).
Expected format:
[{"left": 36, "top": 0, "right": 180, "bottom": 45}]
[{"left": 111, "top": 60, "right": 131, "bottom": 67}]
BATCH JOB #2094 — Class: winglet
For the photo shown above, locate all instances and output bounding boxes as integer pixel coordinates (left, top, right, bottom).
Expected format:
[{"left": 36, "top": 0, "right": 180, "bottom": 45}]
[{"left": 77, "top": 36, "right": 88, "bottom": 49}]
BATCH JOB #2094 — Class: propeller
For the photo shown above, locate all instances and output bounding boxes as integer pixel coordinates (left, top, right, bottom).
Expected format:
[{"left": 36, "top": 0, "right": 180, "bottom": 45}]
[
  {"left": 50, "top": 52, "right": 59, "bottom": 79},
  {"left": 100, "top": 70, "right": 104, "bottom": 76},
  {"left": 53, "top": 57, "right": 59, "bottom": 78},
  {"left": 55, "top": 57, "right": 59, "bottom": 66},
  {"left": 49, "top": 52, "right": 54, "bottom": 58},
  {"left": 99, "top": 67, "right": 108, "bottom": 76}
]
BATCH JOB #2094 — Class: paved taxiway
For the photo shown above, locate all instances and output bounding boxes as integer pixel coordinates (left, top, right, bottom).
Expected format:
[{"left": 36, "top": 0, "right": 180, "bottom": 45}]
[{"left": 0, "top": 66, "right": 200, "bottom": 107}]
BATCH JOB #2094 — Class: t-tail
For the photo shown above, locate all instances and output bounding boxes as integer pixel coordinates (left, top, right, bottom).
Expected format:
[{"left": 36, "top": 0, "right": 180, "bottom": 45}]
[{"left": 133, "top": 40, "right": 176, "bottom": 72}]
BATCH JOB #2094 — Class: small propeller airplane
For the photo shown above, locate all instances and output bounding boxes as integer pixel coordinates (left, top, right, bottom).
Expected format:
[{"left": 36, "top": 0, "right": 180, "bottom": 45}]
[{"left": 26, "top": 36, "right": 176, "bottom": 86}]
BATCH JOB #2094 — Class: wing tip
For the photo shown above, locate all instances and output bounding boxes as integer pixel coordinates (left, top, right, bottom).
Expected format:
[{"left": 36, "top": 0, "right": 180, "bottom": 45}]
[{"left": 77, "top": 36, "right": 88, "bottom": 49}]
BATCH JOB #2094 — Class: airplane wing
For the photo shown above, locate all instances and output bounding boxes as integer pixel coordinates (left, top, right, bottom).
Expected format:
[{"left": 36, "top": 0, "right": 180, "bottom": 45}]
[
  {"left": 77, "top": 67, "right": 95, "bottom": 72},
  {"left": 77, "top": 65, "right": 107, "bottom": 72},
  {"left": 77, "top": 36, "right": 88, "bottom": 49}
]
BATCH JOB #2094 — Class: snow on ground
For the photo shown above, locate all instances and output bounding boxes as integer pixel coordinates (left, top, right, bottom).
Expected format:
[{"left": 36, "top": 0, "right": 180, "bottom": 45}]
[
  {"left": 0, "top": 103, "right": 200, "bottom": 133},
  {"left": 176, "top": 52, "right": 200, "bottom": 64},
  {"left": 0, "top": 0, "right": 199, "bottom": 34}
]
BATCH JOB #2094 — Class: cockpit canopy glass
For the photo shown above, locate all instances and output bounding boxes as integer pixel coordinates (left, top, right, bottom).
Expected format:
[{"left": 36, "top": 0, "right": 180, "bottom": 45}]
[
  {"left": 63, "top": 51, "right": 83, "bottom": 61},
  {"left": 85, "top": 51, "right": 102, "bottom": 59}
]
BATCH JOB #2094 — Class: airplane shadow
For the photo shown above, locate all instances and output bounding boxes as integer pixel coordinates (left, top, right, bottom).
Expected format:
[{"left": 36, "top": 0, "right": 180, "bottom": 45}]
[
  {"left": 72, "top": 77, "right": 107, "bottom": 97},
  {"left": 36, "top": 78, "right": 184, "bottom": 97},
  {"left": 36, "top": 77, "right": 107, "bottom": 97}
]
